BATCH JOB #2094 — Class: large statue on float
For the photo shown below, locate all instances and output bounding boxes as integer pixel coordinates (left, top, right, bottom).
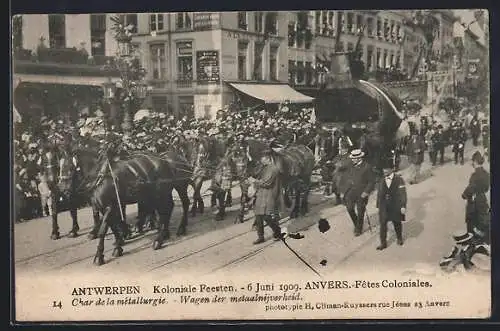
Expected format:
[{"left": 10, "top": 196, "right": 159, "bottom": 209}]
[{"left": 314, "top": 51, "right": 409, "bottom": 170}]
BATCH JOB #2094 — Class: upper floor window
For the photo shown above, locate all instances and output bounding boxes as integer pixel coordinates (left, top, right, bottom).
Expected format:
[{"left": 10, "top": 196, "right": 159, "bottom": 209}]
[
  {"left": 150, "top": 14, "right": 164, "bottom": 32},
  {"left": 13, "top": 16, "right": 23, "bottom": 50},
  {"left": 150, "top": 44, "right": 166, "bottom": 79},
  {"left": 176, "top": 12, "right": 192, "bottom": 30},
  {"left": 346, "top": 12, "right": 354, "bottom": 33},
  {"left": 177, "top": 41, "right": 193, "bottom": 81},
  {"left": 48, "top": 14, "right": 66, "bottom": 48},
  {"left": 90, "top": 14, "right": 106, "bottom": 56},
  {"left": 255, "top": 12, "right": 264, "bottom": 33},
  {"left": 121, "top": 14, "right": 138, "bottom": 33},
  {"left": 238, "top": 12, "right": 247, "bottom": 30}
]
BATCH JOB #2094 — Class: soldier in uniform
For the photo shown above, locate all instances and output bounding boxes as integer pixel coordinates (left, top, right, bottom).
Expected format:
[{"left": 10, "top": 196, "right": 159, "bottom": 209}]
[
  {"left": 252, "top": 149, "right": 283, "bottom": 244},
  {"left": 452, "top": 122, "right": 467, "bottom": 165},
  {"left": 462, "top": 151, "right": 490, "bottom": 238},
  {"left": 469, "top": 114, "right": 481, "bottom": 147},
  {"left": 375, "top": 156, "right": 407, "bottom": 250},
  {"left": 340, "top": 149, "right": 376, "bottom": 236}
]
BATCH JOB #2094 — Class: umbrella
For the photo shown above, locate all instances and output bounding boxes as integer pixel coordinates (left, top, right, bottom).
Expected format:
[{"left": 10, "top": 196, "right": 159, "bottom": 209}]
[{"left": 134, "top": 109, "right": 151, "bottom": 122}]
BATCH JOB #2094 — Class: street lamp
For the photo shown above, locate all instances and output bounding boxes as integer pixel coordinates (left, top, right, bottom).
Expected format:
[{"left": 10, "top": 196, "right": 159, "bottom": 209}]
[{"left": 116, "top": 32, "right": 132, "bottom": 57}]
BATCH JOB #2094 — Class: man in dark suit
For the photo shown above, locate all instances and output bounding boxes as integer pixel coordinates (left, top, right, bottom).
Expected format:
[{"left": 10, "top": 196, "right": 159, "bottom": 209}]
[
  {"left": 341, "top": 149, "right": 376, "bottom": 237},
  {"left": 462, "top": 151, "right": 490, "bottom": 240},
  {"left": 252, "top": 149, "right": 283, "bottom": 244},
  {"left": 376, "top": 157, "right": 408, "bottom": 250}
]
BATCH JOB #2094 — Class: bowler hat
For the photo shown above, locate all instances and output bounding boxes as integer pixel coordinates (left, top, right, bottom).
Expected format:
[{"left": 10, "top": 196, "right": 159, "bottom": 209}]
[
  {"left": 453, "top": 230, "right": 473, "bottom": 244},
  {"left": 349, "top": 149, "right": 365, "bottom": 159}
]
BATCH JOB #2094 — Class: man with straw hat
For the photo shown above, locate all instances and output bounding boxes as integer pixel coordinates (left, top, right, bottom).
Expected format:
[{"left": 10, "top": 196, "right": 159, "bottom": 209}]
[{"left": 341, "top": 149, "right": 376, "bottom": 237}]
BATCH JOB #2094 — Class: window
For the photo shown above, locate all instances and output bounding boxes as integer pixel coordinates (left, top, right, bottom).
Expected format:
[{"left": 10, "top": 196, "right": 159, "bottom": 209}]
[
  {"left": 150, "top": 14, "right": 164, "bottom": 32},
  {"left": 296, "top": 62, "right": 305, "bottom": 84},
  {"left": 356, "top": 14, "right": 363, "bottom": 32},
  {"left": 288, "top": 60, "right": 296, "bottom": 84},
  {"left": 347, "top": 42, "right": 354, "bottom": 52},
  {"left": 377, "top": 19, "right": 382, "bottom": 38},
  {"left": 152, "top": 96, "right": 169, "bottom": 114},
  {"left": 238, "top": 42, "right": 248, "bottom": 80},
  {"left": 13, "top": 16, "right": 22, "bottom": 49},
  {"left": 390, "top": 53, "right": 394, "bottom": 66},
  {"left": 253, "top": 43, "right": 264, "bottom": 80},
  {"left": 346, "top": 12, "right": 354, "bottom": 33},
  {"left": 238, "top": 12, "right": 247, "bottom": 30},
  {"left": 255, "top": 12, "right": 264, "bottom": 33},
  {"left": 178, "top": 96, "right": 194, "bottom": 119},
  {"left": 90, "top": 14, "right": 106, "bottom": 56},
  {"left": 328, "top": 12, "right": 334, "bottom": 36},
  {"left": 338, "top": 42, "right": 344, "bottom": 52},
  {"left": 288, "top": 23, "right": 296, "bottom": 47},
  {"left": 120, "top": 14, "right": 138, "bottom": 33},
  {"left": 270, "top": 46, "right": 278, "bottom": 81},
  {"left": 376, "top": 48, "right": 381, "bottom": 68},
  {"left": 177, "top": 41, "right": 193, "bottom": 82},
  {"left": 150, "top": 44, "right": 166, "bottom": 79},
  {"left": 366, "top": 17, "right": 373, "bottom": 36},
  {"left": 366, "top": 48, "right": 373, "bottom": 71},
  {"left": 315, "top": 11, "right": 321, "bottom": 34},
  {"left": 176, "top": 12, "right": 192, "bottom": 30},
  {"left": 265, "top": 12, "right": 278, "bottom": 35},
  {"left": 48, "top": 14, "right": 66, "bottom": 48},
  {"left": 203, "top": 105, "right": 212, "bottom": 119},
  {"left": 305, "top": 62, "right": 312, "bottom": 86}
]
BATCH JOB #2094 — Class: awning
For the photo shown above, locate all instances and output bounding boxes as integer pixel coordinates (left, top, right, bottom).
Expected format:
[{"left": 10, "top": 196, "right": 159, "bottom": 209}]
[
  {"left": 13, "top": 73, "right": 121, "bottom": 87},
  {"left": 228, "top": 83, "right": 314, "bottom": 104}
]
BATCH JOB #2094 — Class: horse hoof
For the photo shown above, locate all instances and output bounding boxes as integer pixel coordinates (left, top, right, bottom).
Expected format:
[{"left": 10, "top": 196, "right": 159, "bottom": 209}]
[
  {"left": 68, "top": 231, "right": 79, "bottom": 238},
  {"left": 152, "top": 240, "right": 162, "bottom": 250},
  {"left": 51, "top": 233, "right": 60, "bottom": 240},
  {"left": 112, "top": 247, "right": 124, "bottom": 257},
  {"left": 93, "top": 255, "right": 105, "bottom": 266},
  {"left": 87, "top": 233, "right": 97, "bottom": 240},
  {"left": 176, "top": 228, "right": 186, "bottom": 237}
]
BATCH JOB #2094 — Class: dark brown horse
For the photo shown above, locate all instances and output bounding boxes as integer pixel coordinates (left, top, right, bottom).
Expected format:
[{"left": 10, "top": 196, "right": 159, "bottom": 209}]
[
  {"left": 188, "top": 136, "right": 229, "bottom": 216},
  {"left": 90, "top": 151, "right": 192, "bottom": 265},
  {"left": 222, "top": 139, "right": 315, "bottom": 220}
]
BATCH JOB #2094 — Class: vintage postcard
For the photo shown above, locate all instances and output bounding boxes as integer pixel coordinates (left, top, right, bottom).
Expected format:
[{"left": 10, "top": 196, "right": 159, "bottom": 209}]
[{"left": 12, "top": 9, "right": 491, "bottom": 322}]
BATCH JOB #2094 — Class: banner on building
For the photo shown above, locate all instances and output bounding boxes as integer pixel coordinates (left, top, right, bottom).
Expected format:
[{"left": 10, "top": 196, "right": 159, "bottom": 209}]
[
  {"left": 197, "top": 51, "right": 220, "bottom": 84},
  {"left": 193, "top": 12, "right": 221, "bottom": 31}
]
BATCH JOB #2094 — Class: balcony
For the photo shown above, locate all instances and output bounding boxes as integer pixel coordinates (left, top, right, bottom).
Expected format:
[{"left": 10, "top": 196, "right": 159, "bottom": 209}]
[
  {"left": 13, "top": 47, "right": 116, "bottom": 67},
  {"left": 13, "top": 47, "right": 119, "bottom": 77},
  {"left": 176, "top": 78, "right": 193, "bottom": 88}
]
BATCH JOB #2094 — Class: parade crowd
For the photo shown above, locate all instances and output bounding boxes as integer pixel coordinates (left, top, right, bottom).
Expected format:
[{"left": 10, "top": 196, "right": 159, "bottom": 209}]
[
  {"left": 14, "top": 105, "right": 317, "bottom": 222},
  {"left": 14, "top": 101, "right": 489, "bottom": 228}
]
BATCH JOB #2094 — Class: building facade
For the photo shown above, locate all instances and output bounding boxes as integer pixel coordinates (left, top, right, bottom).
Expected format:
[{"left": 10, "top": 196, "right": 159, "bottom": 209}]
[
  {"left": 125, "top": 11, "right": 291, "bottom": 119},
  {"left": 12, "top": 14, "right": 121, "bottom": 124}
]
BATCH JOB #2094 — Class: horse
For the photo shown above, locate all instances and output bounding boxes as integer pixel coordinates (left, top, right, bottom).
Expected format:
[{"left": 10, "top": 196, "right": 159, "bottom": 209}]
[
  {"left": 223, "top": 138, "right": 315, "bottom": 220},
  {"left": 90, "top": 151, "right": 192, "bottom": 266},
  {"left": 38, "top": 144, "right": 84, "bottom": 240},
  {"left": 188, "top": 135, "right": 229, "bottom": 216}
]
